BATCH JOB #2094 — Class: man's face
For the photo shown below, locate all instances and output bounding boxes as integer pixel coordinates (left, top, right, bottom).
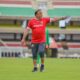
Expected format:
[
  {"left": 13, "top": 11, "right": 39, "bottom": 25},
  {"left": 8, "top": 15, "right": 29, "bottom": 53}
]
[{"left": 36, "top": 11, "right": 43, "bottom": 20}]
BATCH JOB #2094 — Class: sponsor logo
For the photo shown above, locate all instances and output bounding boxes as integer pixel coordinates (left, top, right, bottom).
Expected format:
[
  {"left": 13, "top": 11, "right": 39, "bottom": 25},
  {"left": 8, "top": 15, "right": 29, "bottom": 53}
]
[{"left": 33, "top": 21, "right": 43, "bottom": 27}]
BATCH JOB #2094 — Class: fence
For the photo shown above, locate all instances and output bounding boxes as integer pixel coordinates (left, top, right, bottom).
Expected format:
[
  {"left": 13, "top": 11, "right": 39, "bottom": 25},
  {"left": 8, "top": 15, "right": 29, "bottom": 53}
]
[
  {"left": 58, "top": 48, "right": 80, "bottom": 58},
  {"left": 0, "top": 46, "right": 80, "bottom": 58},
  {"left": 0, "top": 47, "right": 23, "bottom": 58}
]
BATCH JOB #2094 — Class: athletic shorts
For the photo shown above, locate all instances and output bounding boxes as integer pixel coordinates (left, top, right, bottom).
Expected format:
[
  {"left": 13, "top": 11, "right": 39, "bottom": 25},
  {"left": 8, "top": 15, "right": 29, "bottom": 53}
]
[{"left": 31, "top": 43, "right": 45, "bottom": 59}]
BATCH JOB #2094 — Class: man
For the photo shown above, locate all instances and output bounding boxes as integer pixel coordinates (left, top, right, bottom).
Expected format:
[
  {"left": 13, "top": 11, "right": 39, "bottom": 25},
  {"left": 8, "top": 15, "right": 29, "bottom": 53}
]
[{"left": 21, "top": 9, "right": 66, "bottom": 72}]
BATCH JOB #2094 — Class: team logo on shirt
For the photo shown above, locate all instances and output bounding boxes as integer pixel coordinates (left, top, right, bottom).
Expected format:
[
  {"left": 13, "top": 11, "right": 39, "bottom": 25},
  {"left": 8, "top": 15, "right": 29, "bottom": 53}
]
[
  {"left": 40, "top": 21, "right": 43, "bottom": 25},
  {"left": 33, "top": 21, "right": 43, "bottom": 27}
]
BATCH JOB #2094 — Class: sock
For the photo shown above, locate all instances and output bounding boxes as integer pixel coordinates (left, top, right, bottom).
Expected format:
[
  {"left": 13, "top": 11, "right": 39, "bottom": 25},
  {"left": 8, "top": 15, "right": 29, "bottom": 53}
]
[{"left": 41, "top": 64, "right": 44, "bottom": 67}]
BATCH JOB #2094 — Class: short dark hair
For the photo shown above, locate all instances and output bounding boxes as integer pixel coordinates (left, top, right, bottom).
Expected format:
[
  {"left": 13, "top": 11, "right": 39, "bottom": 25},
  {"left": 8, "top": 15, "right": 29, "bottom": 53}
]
[{"left": 35, "top": 9, "right": 42, "bottom": 16}]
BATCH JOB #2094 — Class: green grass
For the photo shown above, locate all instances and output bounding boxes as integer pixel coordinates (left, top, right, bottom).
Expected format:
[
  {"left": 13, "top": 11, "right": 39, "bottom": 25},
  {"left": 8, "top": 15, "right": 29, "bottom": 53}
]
[{"left": 0, "top": 58, "right": 80, "bottom": 80}]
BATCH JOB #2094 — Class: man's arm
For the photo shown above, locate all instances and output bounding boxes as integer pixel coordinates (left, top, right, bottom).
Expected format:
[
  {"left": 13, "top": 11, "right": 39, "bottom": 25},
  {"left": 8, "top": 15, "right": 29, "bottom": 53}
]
[
  {"left": 50, "top": 17, "right": 67, "bottom": 22},
  {"left": 21, "top": 27, "right": 30, "bottom": 46}
]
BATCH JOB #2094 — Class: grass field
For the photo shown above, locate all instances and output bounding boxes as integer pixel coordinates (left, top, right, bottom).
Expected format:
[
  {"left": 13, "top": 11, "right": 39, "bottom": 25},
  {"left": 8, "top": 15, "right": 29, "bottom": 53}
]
[{"left": 0, "top": 58, "right": 80, "bottom": 80}]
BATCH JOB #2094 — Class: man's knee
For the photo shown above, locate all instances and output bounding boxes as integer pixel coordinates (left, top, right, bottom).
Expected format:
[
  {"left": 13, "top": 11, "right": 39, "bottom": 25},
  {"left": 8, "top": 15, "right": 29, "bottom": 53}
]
[
  {"left": 39, "top": 50, "right": 45, "bottom": 58},
  {"left": 33, "top": 54, "right": 37, "bottom": 60}
]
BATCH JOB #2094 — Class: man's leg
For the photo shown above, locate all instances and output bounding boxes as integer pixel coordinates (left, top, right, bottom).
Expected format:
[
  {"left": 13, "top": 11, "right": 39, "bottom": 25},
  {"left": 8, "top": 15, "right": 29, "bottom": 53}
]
[
  {"left": 31, "top": 43, "right": 38, "bottom": 72},
  {"left": 38, "top": 43, "right": 45, "bottom": 72}
]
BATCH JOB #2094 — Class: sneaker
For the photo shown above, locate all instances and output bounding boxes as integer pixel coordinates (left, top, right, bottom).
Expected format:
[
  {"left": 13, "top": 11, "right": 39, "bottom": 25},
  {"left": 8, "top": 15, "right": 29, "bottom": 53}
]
[
  {"left": 40, "top": 64, "right": 44, "bottom": 72},
  {"left": 32, "top": 67, "right": 38, "bottom": 72}
]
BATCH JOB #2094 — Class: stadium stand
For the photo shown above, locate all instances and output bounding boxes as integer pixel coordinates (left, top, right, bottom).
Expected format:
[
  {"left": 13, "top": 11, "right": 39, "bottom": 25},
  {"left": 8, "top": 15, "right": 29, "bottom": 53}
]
[
  {"left": 0, "top": 7, "right": 35, "bottom": 17},
  {"left": 47, "top": 0, "right": 80, "bottom": 17},
  {"left": 0, "top": 0, "right": 31, "bottom": 4},
  {"left": 0, "top": 0, "right": 32, "bottom": 7},
  {"left": 53, "top": 2, "right": 80, "bottom": 6},
  {"left": 51, "top": 0, "right": 80, "bottom": 8},
  {"left": 52, "top": 0, "right": 80, "bottom": 2},
  {"left": 48, "top": 8, "right": 80, "bottom": 17},
  {"left": 0, "top": 0, "right": 35, "bottom": 18}
]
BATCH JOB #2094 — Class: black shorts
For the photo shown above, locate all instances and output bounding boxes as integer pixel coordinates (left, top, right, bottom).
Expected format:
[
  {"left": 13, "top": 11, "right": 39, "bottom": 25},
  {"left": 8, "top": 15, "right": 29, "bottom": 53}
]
[{"left": 31, "top": 43, "right": 45, "bottom": 59}]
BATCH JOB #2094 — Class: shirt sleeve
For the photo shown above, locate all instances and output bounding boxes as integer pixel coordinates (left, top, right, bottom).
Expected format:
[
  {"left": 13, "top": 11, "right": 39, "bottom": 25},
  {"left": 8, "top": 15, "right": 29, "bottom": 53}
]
[
  {"left": 27, "top": 20, "right": 32, "bottom": 28},
  {"left": 45, "top": 17, "right": 50, "bottom": 24}
]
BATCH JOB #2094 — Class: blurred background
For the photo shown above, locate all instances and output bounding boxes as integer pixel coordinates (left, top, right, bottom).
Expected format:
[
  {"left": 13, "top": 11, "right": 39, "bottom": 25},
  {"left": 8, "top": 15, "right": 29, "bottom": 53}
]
[{"left": 0, "top": 0, "right": 80, "bottom": 58}]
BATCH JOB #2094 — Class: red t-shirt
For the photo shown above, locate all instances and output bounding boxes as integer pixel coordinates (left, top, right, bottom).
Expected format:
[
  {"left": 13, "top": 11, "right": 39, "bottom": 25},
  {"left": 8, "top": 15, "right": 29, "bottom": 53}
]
[{"left": 27, "top": 17, "right": 50, "bottom": 43}]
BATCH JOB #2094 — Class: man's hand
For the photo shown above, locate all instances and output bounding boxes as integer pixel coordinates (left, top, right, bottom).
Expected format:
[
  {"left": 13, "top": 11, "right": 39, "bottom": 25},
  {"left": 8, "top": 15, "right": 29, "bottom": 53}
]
[
  {"left": 46, "top": 45, "right": 49, "bottom": 49},
  {"left": 61, "top": 16, "right": 68, "bottom": 20},
  {"left": 55, "top": 16, "right": 67, "bottom": 21},
  {"left": 21, "top": 39, "right": 26, "bottom": 47}
]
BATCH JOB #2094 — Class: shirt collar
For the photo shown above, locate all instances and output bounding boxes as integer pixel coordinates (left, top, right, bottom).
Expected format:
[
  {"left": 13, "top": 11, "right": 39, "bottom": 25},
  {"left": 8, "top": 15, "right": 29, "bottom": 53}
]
[{"left": 34, "top": 17, "right": 42, "bottom": 21}]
